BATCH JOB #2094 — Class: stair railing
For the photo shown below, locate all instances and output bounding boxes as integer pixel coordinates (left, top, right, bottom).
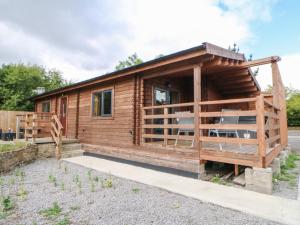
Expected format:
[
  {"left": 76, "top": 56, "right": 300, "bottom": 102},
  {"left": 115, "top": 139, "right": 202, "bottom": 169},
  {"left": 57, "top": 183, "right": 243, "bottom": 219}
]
[{"left": 50, "top": 114, "right": 63, "bottom": 159}]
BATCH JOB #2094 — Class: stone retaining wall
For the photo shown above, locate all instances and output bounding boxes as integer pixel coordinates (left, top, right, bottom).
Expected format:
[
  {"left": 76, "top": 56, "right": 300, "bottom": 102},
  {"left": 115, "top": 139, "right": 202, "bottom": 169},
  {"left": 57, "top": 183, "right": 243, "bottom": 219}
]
[
  {"left": 0, "top": 144, "right": 38, "bottom": 172},
  {"left": 37, "top": 143, "right": 56, "bottom": 158}
]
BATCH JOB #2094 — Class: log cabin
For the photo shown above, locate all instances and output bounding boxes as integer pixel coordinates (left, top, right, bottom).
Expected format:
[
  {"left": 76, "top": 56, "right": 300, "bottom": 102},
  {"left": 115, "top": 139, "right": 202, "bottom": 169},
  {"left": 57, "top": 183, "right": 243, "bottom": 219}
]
[{"left": 29, "top": 42, "right": 288, "bottom": 177}]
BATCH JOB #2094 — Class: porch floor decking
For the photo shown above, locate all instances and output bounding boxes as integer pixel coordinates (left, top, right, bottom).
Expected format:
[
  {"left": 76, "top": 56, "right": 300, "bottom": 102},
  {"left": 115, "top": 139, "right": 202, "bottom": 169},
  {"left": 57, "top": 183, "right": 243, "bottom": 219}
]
[{"left": 26, "top": 137, "right": 79, "bottom": 144}]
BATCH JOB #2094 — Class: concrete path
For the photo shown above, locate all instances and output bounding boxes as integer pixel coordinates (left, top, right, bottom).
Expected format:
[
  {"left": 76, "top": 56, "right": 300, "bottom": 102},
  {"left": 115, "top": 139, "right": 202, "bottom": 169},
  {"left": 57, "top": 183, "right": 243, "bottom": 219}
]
[
  {"left": 288, "top": 130, "right": 300, "bottom": 153},
  {"left": 64, "top": 156, "right": 300, "bottom": 225}
]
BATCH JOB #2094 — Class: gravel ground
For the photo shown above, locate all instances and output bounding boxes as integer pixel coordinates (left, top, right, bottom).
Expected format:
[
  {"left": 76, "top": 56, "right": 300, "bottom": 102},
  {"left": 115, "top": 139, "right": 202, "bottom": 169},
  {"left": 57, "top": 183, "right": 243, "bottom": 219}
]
[{"left": 0, "top": 159, "right": 282, "bottom": 225}]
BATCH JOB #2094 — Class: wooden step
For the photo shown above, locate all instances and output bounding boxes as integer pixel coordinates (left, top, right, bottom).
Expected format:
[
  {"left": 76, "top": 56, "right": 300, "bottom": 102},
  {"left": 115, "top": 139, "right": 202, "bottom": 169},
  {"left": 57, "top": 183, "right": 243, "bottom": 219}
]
[{"left": 61, "top": 149, "right": 84, "bottom": 158}]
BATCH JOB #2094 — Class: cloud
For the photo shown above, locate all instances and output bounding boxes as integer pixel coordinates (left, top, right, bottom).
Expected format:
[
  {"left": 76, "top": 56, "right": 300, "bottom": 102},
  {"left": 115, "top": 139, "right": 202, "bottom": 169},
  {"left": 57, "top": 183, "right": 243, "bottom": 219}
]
[
  {"left": 255, "top": 54, "right": 300, "bottom": 90},
  {"left": 0, "top": 0, "right": 278, "bottom": 82}
]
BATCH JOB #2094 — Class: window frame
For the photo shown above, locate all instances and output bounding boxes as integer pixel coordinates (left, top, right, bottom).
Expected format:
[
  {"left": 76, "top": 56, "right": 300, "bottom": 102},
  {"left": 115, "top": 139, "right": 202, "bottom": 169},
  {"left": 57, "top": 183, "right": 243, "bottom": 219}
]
[
  {"left": 91, "top": 87, "right": 114, "bottom": 119},
  {"left": 41, "top": 100, "right": 51, "bottom": 113}
]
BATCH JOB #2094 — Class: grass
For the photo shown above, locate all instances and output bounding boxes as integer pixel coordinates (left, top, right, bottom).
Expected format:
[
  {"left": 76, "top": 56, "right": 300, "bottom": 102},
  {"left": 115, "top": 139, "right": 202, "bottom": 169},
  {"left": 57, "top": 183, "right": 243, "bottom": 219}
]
[
  {"left": 273, "top": 152, "right": 300, "bottom": 187},
  {"left": 48, "top": 174, "right": 57, "bottom": 187},
  {"left": 39, "top": 202, "right": 62, "bottom": 218},
  {"left": 16, "top": 185, "right": 28, "bottom": 200},
  {"left": 1, "top": 196, "right": 14, "bottom": 212},
  {"left": 55, "top": 217, "right": 70, "bottom": 225},
  {"left": 0, "top": 141, "right": 27, "bottom": 153},
  {"left": 210, "top": 174, "right": 228, "bottom": 185},
  {"left": 102, "top": 178, "right": 113, "bottom": 188},
  {"left": 132, "top": 188, "right": 140, "bottom": 193}
]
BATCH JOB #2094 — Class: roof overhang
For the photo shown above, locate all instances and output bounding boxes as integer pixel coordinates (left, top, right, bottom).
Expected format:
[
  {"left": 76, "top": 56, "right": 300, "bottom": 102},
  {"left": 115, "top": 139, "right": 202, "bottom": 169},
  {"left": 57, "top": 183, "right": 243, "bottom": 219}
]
[{"left": 31, "top": 42, "right": 278, "bottom": 100}]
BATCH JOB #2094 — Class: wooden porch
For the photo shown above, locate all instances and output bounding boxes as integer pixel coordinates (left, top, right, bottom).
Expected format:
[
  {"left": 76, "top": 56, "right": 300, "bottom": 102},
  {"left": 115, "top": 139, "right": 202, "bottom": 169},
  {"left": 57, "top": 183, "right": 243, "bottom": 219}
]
[{"left": 138, "top": 56, "right": 287, "bottom": 170}]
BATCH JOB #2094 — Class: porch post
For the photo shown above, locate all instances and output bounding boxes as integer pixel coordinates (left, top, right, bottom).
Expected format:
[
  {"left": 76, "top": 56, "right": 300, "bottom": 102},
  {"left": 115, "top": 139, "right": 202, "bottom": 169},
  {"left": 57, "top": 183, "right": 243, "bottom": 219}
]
[
  {"left": 271, "top": 62, "right": 288, "bottom": 146},
  {"left": 193, "top": 64, "right": 202, "bottom": 161}
]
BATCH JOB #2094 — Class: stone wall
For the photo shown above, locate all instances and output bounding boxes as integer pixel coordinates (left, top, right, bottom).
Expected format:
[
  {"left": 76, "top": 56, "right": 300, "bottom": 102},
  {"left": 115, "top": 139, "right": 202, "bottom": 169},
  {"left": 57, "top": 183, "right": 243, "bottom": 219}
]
[
  {"left": 37, "top": 143, "right": 56, "bottom": 158},
  {"left": 0, "top": 144, "right": 38, "bottom": 172}
]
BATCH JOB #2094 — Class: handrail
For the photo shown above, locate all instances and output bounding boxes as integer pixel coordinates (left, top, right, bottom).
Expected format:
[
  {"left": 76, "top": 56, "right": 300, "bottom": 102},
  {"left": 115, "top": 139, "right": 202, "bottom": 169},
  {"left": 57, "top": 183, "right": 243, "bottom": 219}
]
[
  {"left": 199, "top": 97, "right": 256, "bottom": 105},
  {"left": 50, "top": 115, "right": 63, "bottom": 160},
  {"left": 142, "top": 102, "right": 194, "bottom": 110}
]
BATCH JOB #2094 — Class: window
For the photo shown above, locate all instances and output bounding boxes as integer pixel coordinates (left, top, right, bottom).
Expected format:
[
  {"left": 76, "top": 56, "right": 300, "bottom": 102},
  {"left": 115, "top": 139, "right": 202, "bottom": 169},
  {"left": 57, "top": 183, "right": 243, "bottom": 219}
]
[
  {"left": 41, "top": 101, "right": 51, "bottom": 112},
  {"left": 92, "top": 89, "right": 113, "bottom": 117},
  {"left": 154, "top": 88, "right": 170, "bottom": 105}
]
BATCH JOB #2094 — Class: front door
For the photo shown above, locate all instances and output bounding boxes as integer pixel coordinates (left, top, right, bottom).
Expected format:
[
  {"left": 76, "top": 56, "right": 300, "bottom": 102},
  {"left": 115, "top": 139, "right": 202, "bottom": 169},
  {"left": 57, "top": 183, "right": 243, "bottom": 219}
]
[{"left": 60, "top": 97, "right": 67, "bottom": 136}]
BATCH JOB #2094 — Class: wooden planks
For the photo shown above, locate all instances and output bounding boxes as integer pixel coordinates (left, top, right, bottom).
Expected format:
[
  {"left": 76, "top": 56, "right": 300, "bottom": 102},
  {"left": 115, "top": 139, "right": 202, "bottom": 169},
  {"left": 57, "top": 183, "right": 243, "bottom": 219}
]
[{"left": 0, "top": 111, "right": 32, "bottom": 132}]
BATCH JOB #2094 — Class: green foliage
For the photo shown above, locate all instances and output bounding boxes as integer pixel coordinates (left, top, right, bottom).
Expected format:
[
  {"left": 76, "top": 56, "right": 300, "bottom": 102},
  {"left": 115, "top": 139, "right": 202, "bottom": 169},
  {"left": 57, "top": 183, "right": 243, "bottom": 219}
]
[
  {"left": 87, "top": 169, "right": 92, "bottom": 181},
  {"left": 101, "top": 178, "right": 113, "bottom": 188},
  {"left": 0, "top": 141, "right": 27, "bottom": 153},
  {"left": 0, "top": 63, "right": 71, "bottom": 111},
  {"left": 287, "top": 92, "right": 300, "bottom": 126},
  {"left": 55, "top": 217, "right": 70, "bottom": 225},
  {"left": 115, "top": 53, "right": 143, "bottom": 70},
  {"left": 48, "top": 174, "right": 57, "bottom": 187},
  {"left": 16, "top": 185, "right": 28, "bottom": 200},
  {"left": 1, "top": 196, "right": 14, "bottom": 211},
  {"left": 60, "top": 181, "right": 65, "bottom": 191},
  {"left": 15, "top": 168, "right": 25, "bottom": 181},
  {"left": 132, "top": 188, "right": 140, "bottom": 193},
  {"left": 273, "top": 153, "right": 300, "bottom": 187},
  {"left": 265, "top": 86, "right": 300, "bottom": 126},
  {"left": 39, "top": 202, "right": 62, "bottom": 218},
  {"left": 282, "top": 152, "right": 300, "bottom": 170},
  {"left": 210, "top": 174, "right": 227, "bottom": 185},
  {"left": 90, "top": 181, "right": 95, "bottom": 192}
]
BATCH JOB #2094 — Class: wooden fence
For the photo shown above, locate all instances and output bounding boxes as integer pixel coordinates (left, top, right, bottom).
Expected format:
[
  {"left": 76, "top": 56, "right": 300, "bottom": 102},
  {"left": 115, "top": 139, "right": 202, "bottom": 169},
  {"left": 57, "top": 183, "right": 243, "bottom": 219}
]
[{"left": 0, "top": 110, "right": 33, "bottom": 132}]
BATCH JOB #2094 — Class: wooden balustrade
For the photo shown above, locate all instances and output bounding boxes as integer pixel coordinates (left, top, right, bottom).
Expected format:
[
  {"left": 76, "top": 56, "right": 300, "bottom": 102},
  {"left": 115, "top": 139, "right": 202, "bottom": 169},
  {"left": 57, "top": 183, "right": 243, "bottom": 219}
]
[
  {"left": 24, "top": 112, "right": 63, "bottom": 159},
  {"left": 141, "top": 94, "right": 283, "bottom": 168}
]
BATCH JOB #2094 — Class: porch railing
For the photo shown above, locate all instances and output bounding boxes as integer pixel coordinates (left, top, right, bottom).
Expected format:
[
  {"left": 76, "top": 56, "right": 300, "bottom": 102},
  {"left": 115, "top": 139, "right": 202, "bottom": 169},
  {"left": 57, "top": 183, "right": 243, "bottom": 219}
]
[
  {"left": 141, "top": 94, "right": 281, "bottom": 168},
  {"left": 25, "top": 112, "right": 63, "bottom": 159}
]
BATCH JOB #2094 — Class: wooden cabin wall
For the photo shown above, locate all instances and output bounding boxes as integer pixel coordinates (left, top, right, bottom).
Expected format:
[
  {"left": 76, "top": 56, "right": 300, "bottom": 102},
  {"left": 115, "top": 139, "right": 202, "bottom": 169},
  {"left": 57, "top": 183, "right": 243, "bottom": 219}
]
[
  {"left": 66, "top": 92, "right": 78, "bottom": 139},
  {"left": 35, "top": 97, "right": 57, "bottom": 113},
  {"left": 143, "top": 76, "right": 193, "bottom": 107},
  {"left": 76, "top": 77, "right": 135, "bottom": 147}
]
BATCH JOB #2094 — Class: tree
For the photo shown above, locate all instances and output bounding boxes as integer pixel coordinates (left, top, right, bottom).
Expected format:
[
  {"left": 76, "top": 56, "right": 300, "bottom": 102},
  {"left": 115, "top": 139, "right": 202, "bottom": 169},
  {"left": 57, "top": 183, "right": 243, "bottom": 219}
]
[
  {"left": 0, "top": 63, "right": 70, "bottom": 111},
  {"left": 115, "top": 53, "right": 143, "bottom": 70},
  {"left": 287, "top": 92, "right": 300, "bottom": 126},
  {"left": 264, "top": 85, "right": 300, "bottom": 126}
]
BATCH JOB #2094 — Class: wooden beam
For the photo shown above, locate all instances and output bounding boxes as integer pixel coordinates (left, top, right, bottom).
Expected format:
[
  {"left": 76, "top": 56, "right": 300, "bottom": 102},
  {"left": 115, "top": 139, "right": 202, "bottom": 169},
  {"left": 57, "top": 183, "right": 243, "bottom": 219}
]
[
  {"left": 216, "top": 81, "right": 254, "bottom": 89},
  {"left": 256, "top": 95, "right": 266, "bottom": 167},
  {"left": 222, "top": 86, "right": 258, "bottom": 94},
  {"left": 217, "top": 77, "right": 253, "bottom": 85},
  {"left": 234, "top": 164, "right": 239, "bottom": 176},
  {"left": 221, "top": 83, "right": 255, "bottom": 90},
  {"left": 238, "top": 56, "right": 281, "bottom": 68},
  {"left": 75, "top": 90, "right": 80, "bottom": 139},
  {"left": 194, "top": 64, "right": 202, "bottom": 164}
]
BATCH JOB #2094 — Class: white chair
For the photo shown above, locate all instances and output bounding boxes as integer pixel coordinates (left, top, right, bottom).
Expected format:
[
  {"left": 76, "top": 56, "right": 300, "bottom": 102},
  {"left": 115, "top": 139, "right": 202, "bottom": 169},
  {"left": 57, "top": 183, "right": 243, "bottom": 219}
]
[
  {"left": 208, "top": 109, "right": 240, "bottom": 150},
  {"left": 174, "top": 111, "right": 194, "bottom": 147}
]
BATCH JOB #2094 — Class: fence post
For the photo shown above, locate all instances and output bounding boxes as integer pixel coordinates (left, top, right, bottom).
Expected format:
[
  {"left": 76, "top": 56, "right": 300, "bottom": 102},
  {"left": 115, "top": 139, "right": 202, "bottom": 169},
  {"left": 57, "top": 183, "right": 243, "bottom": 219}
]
[
  {"left": 256, "top": 94, "right": 266, "bottom": 167},
  {"left": 16, "top": 116, "right": 20, "bottom": 139},
  {"left": 32, "top": 114, "right": 37, "bottom": 143}
]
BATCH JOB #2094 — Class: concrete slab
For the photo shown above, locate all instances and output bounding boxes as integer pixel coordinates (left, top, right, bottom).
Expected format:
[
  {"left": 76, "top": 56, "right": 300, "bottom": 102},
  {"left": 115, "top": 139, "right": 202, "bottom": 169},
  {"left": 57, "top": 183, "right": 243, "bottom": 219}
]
[
  {"left": 64, "top": 156, "right": 300, "bottom": 225},
  {"left": 233, "top": 173, "right": 246, "bottom": 186}
]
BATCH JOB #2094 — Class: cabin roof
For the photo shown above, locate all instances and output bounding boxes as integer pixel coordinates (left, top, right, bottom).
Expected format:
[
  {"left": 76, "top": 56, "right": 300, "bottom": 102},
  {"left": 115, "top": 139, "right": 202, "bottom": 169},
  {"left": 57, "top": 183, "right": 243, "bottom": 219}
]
[{"left": 31, "top": 42, "right": 257, "bottom": 100}]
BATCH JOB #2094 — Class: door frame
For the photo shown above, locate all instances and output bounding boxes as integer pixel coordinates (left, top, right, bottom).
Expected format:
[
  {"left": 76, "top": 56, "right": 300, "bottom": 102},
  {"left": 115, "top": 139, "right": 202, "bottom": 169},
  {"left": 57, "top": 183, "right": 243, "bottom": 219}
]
[{"left": 59, "top": 96, "right": 68, "bottom": 137}]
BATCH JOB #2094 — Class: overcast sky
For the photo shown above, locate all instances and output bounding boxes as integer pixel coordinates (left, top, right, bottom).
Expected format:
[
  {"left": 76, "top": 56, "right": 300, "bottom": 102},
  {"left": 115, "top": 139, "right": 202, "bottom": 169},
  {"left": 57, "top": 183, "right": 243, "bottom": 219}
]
[{"left": 0, "top": 0, "right": 299, "bottom": 89}]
